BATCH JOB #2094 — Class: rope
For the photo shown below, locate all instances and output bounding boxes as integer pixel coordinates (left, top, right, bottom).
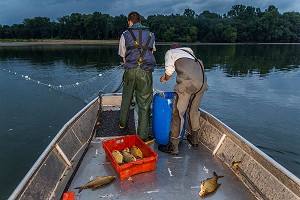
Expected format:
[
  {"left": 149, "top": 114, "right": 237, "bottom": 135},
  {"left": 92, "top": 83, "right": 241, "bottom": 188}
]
[{"left": 153, "top": 87, "right": 166, "bottom": 98}]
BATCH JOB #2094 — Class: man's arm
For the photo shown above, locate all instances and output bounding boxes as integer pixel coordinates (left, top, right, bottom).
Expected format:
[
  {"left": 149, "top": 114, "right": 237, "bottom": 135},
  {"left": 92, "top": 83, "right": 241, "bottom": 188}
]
[
  {"left": 118, "top": 34, "right": 126, "bottom": 64},
  {"left": 161, "top": 50, "right": 175, "bottom": 83}
]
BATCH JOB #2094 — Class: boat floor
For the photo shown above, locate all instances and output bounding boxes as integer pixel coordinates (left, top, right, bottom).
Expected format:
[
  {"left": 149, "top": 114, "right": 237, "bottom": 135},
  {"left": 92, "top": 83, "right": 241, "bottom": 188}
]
[{"left": 67, "top": 137, "right": 256, "bottom": 200}]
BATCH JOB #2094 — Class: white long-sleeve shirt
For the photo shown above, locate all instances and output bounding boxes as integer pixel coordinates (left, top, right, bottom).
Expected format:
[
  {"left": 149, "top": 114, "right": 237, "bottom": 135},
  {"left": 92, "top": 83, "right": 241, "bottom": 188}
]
[{"left": 164, "top": 47, "right": 195, "bottom": 76}]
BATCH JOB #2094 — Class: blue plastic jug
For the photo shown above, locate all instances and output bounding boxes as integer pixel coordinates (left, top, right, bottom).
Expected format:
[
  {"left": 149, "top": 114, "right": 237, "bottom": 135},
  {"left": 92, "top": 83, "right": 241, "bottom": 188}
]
[{"left": 152, "top": 92, "right": 185, "bottom": 145}]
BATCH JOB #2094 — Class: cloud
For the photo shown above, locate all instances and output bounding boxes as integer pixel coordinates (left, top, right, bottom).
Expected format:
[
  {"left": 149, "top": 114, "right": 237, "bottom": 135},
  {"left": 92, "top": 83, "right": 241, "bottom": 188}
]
[{"left": 0, "top": 0, "right": 299, "bottom": 25}]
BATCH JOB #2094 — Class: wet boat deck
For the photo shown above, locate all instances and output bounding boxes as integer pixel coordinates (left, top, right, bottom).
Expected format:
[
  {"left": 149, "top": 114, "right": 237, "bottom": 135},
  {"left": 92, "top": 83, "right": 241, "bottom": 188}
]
[
  {"left": 68, "top": 136, "right": 256, "bottom": 200},
  {"left": 95, "top": 108, "right": 137, "bottom": 137},
  {"left": 65, "top": 104, "right": 256, "bottom": 199}
]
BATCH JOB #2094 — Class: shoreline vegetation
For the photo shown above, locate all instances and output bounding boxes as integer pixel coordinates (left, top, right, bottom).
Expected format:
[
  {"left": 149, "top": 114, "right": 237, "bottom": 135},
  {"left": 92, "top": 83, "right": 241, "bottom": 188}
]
[
  {"left": 0, "top": 39, "right": 299, "bottom": 46},
  {"left": 0, "top": 39, "right": 119, "bottom": 46},
  {"left": 1, "top": 6, "right": 300, "bottom": 44}
]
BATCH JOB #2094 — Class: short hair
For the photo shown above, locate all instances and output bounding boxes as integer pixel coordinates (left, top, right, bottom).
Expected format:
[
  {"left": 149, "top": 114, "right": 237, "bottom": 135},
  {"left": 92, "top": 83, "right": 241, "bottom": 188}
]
[
  {"left": 170, "top": 43, "right": 182, "bottom": 49},
  {"left": 128, "top": 11, "right": 141, "bottom": 24}
]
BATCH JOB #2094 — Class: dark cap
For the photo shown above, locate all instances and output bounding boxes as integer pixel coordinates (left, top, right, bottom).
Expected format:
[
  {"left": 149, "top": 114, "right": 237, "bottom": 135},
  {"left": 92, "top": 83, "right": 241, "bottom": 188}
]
[{"left": 170, "top": 43, "right": 181, "bottom": 49}]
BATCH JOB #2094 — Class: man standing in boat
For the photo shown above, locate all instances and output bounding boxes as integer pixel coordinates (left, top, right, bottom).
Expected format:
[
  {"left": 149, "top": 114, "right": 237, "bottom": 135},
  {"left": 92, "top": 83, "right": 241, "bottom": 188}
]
[
  {"left": 158, "top": 43, "right": 208, "bottom": 155},
  {"left": 118, "top": 11, "right": 156, "bottom": 142}
]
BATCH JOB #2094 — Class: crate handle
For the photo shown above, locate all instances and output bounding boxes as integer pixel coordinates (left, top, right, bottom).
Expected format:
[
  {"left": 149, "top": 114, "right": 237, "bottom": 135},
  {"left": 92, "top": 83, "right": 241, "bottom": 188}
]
[
  {"left": 115, "top": 139, "right": 124, "bottom": 144},
  {"left": 134, "top": 160, "right": 143, "bottom": 165}
]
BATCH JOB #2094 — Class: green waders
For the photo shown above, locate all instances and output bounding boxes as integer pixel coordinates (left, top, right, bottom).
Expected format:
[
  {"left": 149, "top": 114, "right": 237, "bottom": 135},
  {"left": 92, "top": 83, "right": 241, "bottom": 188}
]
[{"left": 119, "top": 66, "right": 153, "bottom": 141}]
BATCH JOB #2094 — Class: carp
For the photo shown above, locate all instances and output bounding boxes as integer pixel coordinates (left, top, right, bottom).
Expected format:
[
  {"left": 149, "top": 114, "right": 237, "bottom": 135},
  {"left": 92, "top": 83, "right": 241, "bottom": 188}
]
[
  {"left": 199, "top": 171, "right": 224, "bottom": 197},
  {"left": 122, "top": 148, "right": 137, "bottom": 163},
  {"left": 130, "top": 145, "right": 144, "bottom": 159},
  {"left": 122, "top": 147, "right": 130, "bottom": 153},
  {"left": 74, "top": 176, "right": 116, "bottom": 193},
  {"left": 111, "top": 150, "right": 123, "bottom": 165}
]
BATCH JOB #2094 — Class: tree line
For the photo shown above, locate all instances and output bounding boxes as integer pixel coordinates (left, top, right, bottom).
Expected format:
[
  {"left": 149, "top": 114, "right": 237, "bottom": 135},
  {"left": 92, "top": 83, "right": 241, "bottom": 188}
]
[{"left": 0, "top": 4, "right": 299, "bottom": 43}]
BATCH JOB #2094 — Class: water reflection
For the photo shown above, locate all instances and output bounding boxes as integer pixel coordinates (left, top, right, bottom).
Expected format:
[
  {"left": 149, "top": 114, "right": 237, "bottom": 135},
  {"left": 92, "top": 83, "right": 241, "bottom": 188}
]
[
  {"left": 0, "top": 45, "right": 120, "bottom": 69},
  {"left": 190, "top": 44, "right": 300, "bottom": 76},
  {"left": 1, "top": 44, "right": 299, "bottom": 76}
]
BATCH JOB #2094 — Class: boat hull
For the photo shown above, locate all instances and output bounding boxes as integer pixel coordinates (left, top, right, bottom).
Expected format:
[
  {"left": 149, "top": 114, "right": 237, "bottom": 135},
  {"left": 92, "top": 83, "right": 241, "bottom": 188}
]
[{"left": 9, "top": 98, "right": 100, "bottom": 200}]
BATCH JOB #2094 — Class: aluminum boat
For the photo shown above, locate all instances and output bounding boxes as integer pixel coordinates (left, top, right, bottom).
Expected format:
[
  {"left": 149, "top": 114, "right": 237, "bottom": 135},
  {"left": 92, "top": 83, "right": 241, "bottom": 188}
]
[{"left": 8, "top": 93, "right": 300, "bottom": 200}]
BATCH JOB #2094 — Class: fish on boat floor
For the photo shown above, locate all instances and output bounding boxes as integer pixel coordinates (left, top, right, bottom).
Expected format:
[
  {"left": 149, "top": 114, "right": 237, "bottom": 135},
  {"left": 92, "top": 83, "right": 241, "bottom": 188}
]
[{"left": 67, "top": 137, "right": 257, "bottom": 200}]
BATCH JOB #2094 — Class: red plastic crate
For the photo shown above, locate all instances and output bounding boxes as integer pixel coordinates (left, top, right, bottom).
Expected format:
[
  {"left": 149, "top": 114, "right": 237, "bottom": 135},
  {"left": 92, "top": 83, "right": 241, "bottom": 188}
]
[{"left": 102, "top": 135, "right": 158, "bottom": 180}]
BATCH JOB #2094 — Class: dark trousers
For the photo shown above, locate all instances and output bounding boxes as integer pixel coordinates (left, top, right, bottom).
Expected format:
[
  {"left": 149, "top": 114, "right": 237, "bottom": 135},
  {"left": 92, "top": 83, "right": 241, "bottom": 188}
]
[{"left": 119, "top": 67, "right": 153, "bottom": 140}]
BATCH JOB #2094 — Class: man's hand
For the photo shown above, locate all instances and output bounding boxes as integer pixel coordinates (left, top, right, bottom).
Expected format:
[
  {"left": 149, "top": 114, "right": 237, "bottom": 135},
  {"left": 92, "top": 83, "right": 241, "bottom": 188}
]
[
  {"left": 160, "top": 74, "right": 171, "bottom": 83},
  {"left": 160, "top": 75, "right": 167, "bottom": 83},
  {"left": 160, "top": 74, "right": 172, "bottom": 83}
]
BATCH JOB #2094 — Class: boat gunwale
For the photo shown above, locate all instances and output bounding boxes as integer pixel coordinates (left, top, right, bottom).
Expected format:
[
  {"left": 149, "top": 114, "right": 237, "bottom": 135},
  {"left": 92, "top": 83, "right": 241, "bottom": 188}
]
[{"left": 200, "top": 109, "right": 300, "bottom": 193}]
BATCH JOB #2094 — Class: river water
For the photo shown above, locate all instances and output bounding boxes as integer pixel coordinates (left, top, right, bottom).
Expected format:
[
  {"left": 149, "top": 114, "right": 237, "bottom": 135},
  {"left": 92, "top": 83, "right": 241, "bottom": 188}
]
[{"left": 0, "top": 44, "right": 299, "bottom": 199}]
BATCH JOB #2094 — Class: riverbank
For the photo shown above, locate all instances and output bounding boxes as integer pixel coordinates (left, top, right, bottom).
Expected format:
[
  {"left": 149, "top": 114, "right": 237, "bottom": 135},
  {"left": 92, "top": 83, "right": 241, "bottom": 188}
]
[
  {"left": 0, "top": 39, "right": 181, "bottom": 46},
  {"left": 0, "top": 39, "right": 120, "bottom": 46},
  {"left": 1, "top": 39, "right": 299, "bottom": 47}
]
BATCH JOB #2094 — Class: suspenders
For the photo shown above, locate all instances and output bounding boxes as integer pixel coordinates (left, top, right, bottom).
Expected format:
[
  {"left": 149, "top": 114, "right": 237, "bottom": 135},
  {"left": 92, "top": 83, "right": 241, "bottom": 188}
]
[
  {"left": 180, "top": 49, "right": 205, "bottom": 92},
  {"left": 180, "top": 49, "right": 205, "bottom": 71},
  {"left": 127, "top": 29, "right": 153, "bottom": 65}
]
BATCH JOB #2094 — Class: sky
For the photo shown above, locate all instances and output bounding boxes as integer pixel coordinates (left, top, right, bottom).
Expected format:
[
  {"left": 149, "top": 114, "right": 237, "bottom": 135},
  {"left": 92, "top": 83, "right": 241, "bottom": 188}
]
[{"left": 0, "top": 0, "right": 300, "bottom": 25}]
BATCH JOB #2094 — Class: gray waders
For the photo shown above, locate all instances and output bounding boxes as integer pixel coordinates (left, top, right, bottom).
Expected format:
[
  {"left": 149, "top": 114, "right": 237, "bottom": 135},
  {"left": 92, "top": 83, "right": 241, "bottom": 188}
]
[{"left": 169, "top": 58, "right": 208, "bottom": 154}]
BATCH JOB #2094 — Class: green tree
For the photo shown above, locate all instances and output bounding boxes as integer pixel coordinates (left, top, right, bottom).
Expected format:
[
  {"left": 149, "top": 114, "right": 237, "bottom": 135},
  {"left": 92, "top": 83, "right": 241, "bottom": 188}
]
[
  {"left": 163, "top": 27, "right": 175, "bottom": 41},
  {"left": 227, "top": 4, "right": 247, "bottom": 18},
  {"left": 10, "top": 24, "right": 26, "bottom": 38},
  {"left": 113, "top": 15, "right": 127, "bottom": 39},
  {"left": 183, "top": 8, "right": 196, "bottom": 18},
  {"left": 58, "top": 15, "right": 71, "bottom": 39},
  {"left": 195, "top": 11, "right": 222, "bottom": 42},
  {"left": 282, "top": 12, "right": 300, "bottom": 42},
  {"left": 223, "top": 25, "right": 237, "bottom": 42},
  {"left": 1, "top": 4, "right": 299, "bottom": 43},
  {"left": 147, "top": 14, "right": 170, "bottom": 41},
  {"left": 84, "top": 12, "right": 110, "bottom": 39},
  {"left": 226, "top": 5, "right": 260, "bottom": 42},
  {"left": 0, "top": 25, "right": 13, "bottom": 38},
  {"left": 189, "top": 26, "right": 198, "bottom": 42},
  {"left": 23, "top": 17, "right": 53, "bottom": 39},
  {"left": 257, "top": 6, "right": 284, "bottom": 42},
  {"left": 68, "top": 13, "right": 86, "bottom": 39}
]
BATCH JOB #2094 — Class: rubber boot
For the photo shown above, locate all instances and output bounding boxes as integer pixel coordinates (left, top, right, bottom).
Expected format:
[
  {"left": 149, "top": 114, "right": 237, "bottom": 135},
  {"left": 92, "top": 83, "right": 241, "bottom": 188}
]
[
  {"left": 170, "top": 138, "right": 180, "bottom": 155},
  {"left": 158, "top": 143, "right": 173, "bottom": 154},
  {"left": 187, "top": 130, "right": 199, "bottom": 147},
  {"left": 142, "top": 135, "right": 155, "bottom": 145},
  {"left": 158, "top": 138, "right": 179, "bottom": 156},
  {"left": 118, "top": 124, "right": 130, "bottom": 135}
]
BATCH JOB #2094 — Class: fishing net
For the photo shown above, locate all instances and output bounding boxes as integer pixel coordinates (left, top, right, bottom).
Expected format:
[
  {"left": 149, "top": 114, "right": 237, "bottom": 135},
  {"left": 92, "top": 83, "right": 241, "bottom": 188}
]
[{"left": 1, "top": 60, "right": 124, "bottom": 103}]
